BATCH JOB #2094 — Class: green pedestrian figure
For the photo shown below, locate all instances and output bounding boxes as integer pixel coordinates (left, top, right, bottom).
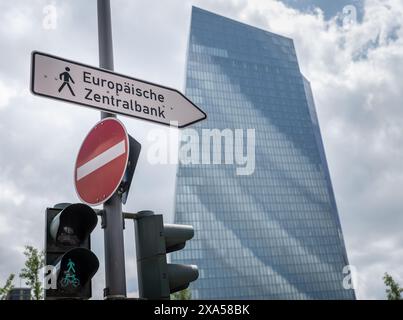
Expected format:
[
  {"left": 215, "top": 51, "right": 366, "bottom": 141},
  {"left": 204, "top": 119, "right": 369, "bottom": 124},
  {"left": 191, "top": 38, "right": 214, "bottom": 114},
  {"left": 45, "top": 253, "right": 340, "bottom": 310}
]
[
  {"left": 66, "top": 258, "right": 76, "bottom": 273},
  {"left": 61, "top": 259, "right": 80, "bottom": 288}
]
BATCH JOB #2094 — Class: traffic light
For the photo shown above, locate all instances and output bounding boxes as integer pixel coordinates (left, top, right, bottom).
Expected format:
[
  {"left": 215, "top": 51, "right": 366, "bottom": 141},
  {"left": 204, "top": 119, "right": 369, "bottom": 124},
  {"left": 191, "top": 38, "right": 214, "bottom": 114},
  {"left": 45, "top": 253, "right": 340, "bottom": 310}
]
[
  {"left": 120, "top": 134, "right": 141, "bottom": 204},
  {"left": 45, "top": 203, "right": 99, "bottom": 299},
  {"left": 134, "top": 211, "right": 199, "bottom": 299}
]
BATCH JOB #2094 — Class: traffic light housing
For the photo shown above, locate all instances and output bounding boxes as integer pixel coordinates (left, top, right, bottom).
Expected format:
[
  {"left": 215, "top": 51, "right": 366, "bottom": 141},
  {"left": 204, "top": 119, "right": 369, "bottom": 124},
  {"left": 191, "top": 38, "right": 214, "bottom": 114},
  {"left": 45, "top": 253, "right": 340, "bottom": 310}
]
[
  {"left": 120, "top": 134, "right": 141, "bottom": 204},
  {"left": 45, "top": 203, "right": 99, "bottom": 299},
  {"left": 134, "top": 211, "right": 198, "bottom": 299}
]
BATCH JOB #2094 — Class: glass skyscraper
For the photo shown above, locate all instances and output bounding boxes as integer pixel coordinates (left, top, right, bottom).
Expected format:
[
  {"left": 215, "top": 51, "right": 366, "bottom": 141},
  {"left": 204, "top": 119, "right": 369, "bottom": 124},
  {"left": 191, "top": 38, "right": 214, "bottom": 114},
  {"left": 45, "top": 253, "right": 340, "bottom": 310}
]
[{"left": 172, "top": 7, "right": 355, "bottom": 300}]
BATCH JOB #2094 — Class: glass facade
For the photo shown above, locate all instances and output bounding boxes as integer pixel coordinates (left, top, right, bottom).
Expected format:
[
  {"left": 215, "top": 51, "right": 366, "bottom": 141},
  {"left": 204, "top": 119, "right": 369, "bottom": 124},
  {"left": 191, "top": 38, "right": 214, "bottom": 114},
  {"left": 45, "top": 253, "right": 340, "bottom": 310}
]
[
  {"left": 6, "top": 288, "right": 31, "bottom": 300},
  {"left": 172, "top": 7, "right": 355, "bottom": 300}
]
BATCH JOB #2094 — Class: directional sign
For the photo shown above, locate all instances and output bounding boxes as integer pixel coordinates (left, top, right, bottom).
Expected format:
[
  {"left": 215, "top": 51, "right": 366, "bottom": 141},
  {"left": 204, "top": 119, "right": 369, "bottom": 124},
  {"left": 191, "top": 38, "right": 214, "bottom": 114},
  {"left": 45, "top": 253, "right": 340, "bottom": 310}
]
[
  {"left": 30, "top": 51, "right": 206, "bottom": 128},
  {"left": 74, "top": 118, "right": 129, "bottom": 206}
]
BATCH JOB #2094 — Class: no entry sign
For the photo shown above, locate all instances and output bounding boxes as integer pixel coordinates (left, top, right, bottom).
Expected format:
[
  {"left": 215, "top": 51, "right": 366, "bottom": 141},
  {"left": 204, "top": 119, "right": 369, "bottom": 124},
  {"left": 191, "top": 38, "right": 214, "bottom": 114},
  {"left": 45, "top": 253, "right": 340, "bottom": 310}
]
[{"left": 74, "top": 118, "right": 129, "bottom": 206}]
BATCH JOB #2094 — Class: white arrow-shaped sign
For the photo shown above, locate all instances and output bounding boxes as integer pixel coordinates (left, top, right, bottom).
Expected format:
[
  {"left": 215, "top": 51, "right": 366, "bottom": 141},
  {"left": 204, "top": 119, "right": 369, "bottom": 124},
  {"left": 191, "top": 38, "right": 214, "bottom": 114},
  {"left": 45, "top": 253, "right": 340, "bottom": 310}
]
[{"left": 30, "top": 51, "right": 206, "bottom": 128}]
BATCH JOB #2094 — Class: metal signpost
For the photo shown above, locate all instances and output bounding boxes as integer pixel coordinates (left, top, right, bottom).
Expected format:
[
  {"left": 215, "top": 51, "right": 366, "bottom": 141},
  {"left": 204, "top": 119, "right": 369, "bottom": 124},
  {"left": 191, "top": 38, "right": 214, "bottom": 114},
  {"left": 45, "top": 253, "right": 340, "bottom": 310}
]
[
  {"left": 97, "top": 0, "right": 126, "bottom": 300},
  {"left": 33, "top": 0, "right": 205, "bottom": 300}
]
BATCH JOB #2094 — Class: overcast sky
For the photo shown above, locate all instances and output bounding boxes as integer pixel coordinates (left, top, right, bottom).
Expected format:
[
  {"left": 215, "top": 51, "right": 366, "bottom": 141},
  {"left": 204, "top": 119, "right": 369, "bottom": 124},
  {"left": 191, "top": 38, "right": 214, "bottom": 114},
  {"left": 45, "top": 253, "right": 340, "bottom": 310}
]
[{"left": 0, "top": 0, "right": 402, "bottom": 300}]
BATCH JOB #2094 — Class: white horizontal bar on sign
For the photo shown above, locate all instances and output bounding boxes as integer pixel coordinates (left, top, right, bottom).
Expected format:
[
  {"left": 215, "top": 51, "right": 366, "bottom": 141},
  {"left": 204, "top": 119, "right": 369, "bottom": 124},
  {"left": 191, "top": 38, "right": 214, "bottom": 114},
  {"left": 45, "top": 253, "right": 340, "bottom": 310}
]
[{"left": 76, "top": 140, "right": 126, "bottom": 181}]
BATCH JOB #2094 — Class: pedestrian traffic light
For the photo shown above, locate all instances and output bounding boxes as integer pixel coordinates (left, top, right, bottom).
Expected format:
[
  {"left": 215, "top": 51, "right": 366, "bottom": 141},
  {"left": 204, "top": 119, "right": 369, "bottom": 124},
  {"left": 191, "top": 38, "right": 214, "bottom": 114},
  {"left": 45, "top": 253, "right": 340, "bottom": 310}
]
[
  {"left": 134, "top": 211, "right": 199, "bottom": 299},
  {"left": 45, "top": 203, "right": 99, "bottom": 300}
]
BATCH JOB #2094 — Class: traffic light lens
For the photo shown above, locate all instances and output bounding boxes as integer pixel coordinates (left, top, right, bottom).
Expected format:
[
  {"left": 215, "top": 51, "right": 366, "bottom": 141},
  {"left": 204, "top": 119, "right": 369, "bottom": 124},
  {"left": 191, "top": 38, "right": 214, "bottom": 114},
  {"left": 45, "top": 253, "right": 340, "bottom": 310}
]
[
  {"left": 59, "top": 258, "right": 81, "bottom": 292},
  {"left": 57, "top": 226, "right": 80, "bottom": 246},
  {"left": 50, "top": 203, "right": 98, "bottom": 246}
]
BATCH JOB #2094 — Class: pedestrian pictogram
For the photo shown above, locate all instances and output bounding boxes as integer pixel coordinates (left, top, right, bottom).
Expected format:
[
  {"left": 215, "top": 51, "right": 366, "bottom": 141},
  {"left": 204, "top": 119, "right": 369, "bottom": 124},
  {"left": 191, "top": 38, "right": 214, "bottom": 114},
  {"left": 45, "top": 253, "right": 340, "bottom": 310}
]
[
  {"left": 58, "top": 67, "right": 75, "bottom": 96},
  {"left": 67, "top": 258, "right": 76, "bottom": 273},
  {"left": 61, "top": 259, "right": 80, "bottom": 288}
]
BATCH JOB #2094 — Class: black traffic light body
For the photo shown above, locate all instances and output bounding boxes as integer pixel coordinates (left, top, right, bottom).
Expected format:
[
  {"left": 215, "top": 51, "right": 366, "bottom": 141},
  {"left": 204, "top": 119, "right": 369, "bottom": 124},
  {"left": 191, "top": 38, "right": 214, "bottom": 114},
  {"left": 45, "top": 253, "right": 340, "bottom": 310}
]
[
  {"left": 45, "top": 203, "right": 99, "bottom": 300},
  {"left": 120, "top": 134, "right": 141, "bottom": 204},
  {"left": 134, "top": 211, "right": 198, "bottom": 299}
]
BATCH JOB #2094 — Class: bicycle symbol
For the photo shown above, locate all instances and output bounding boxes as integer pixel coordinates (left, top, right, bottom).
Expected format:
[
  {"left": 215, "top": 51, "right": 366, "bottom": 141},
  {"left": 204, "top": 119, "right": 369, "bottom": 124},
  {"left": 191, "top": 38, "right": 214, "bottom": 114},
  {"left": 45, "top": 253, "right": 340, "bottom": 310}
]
[
  {"left": 60, "top": 273, "right": 80, "bottom": 288},
  {"left": 60, "top": 259, "right": 80, "bottom": 288}
]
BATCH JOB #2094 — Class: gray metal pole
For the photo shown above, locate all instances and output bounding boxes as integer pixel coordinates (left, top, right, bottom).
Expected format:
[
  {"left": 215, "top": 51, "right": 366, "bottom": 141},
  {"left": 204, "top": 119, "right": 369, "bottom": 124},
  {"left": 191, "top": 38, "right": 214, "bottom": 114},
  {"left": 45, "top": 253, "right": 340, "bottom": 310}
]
[
  {"left": 98, "top": 0, "right": 115, "bottom": 119},
  {"left": 97, "top": 0, "right": 127, "bottom": 299}
]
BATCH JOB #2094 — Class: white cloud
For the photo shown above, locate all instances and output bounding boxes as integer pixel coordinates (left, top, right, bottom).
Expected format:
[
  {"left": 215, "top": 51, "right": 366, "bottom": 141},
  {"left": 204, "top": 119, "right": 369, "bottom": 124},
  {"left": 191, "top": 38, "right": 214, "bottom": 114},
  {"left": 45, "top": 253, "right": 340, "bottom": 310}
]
[
  {"left": 0, "top": 81, "right": 18, "bottom": 109},
  {"left": 0, "top": 180, "right": 25, "bottom": 206},
  {"left": 0, "top": 214, "right": 12, "bottom": 236},
  {"left": 1, "top": 5, "right": 34, "bottom": 38}
]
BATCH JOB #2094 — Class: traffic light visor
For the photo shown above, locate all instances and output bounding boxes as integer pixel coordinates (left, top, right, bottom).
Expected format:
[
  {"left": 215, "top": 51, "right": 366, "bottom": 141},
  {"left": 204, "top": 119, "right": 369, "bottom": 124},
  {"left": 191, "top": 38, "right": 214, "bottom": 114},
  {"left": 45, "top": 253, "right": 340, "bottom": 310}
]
[{"left": 50, "top": 203, "right": 98, "bottom": 246}]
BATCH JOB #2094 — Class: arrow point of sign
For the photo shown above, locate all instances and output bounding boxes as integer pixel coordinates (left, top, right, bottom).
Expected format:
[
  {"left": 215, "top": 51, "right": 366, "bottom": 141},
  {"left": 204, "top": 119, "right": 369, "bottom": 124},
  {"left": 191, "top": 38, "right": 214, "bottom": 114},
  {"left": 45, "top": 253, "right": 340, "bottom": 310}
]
[
  {"left": 172, "top": 91, "right": 206, "bottom": 128},
  {"left": 178, "top": 111, "right": 206, "bottom": 128}
]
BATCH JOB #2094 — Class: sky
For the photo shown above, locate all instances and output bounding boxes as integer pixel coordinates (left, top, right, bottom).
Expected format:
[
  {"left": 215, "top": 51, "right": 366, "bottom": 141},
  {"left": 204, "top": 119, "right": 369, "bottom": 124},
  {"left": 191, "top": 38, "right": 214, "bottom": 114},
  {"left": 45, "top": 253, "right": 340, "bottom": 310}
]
[{"left": 0, "top": 0, "right": 402, "bottom": 300}]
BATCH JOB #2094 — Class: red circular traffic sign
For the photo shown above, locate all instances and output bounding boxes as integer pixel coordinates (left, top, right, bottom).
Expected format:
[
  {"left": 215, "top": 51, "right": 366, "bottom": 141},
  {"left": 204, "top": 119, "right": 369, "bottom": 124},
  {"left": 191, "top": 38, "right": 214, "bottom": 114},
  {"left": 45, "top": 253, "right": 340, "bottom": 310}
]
[{"left": 74, "top": 118, "right": 129, "bottom": 206}]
